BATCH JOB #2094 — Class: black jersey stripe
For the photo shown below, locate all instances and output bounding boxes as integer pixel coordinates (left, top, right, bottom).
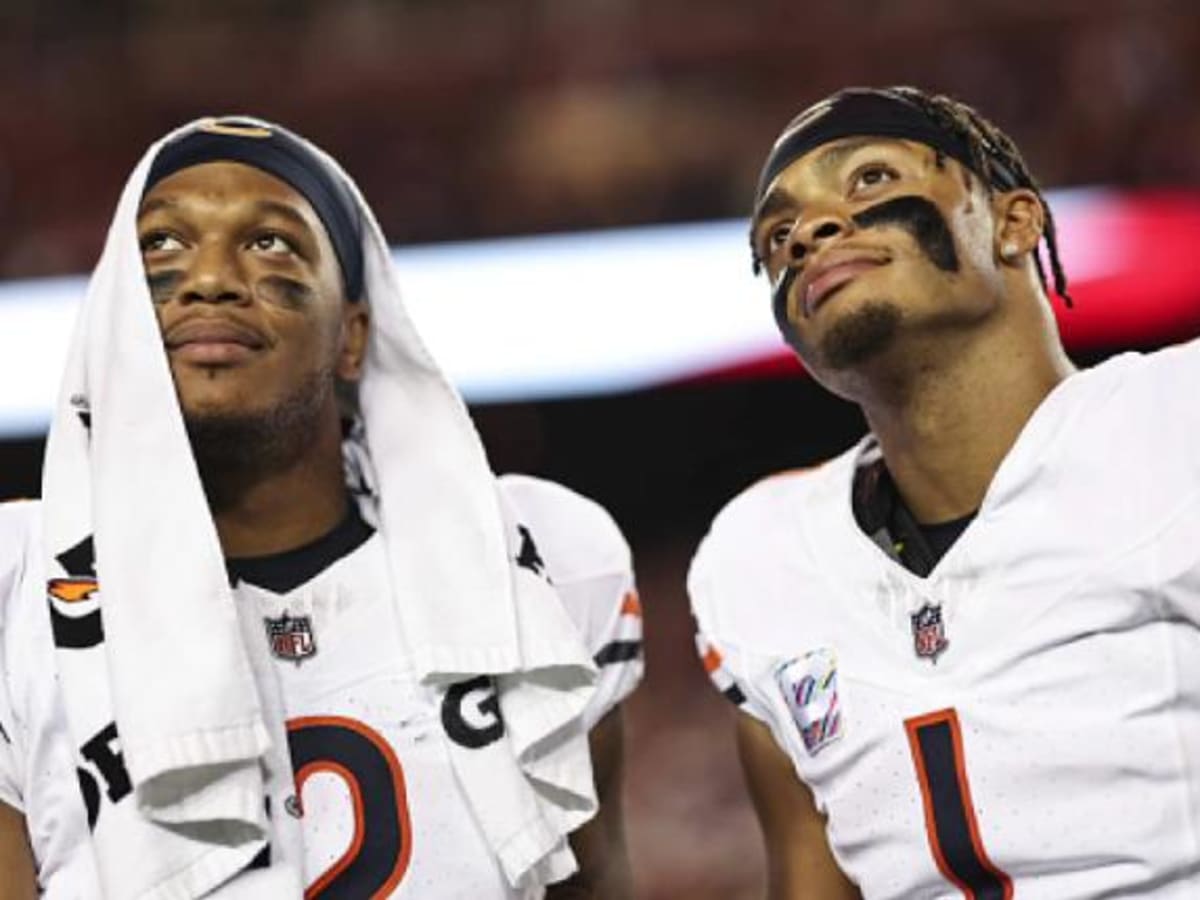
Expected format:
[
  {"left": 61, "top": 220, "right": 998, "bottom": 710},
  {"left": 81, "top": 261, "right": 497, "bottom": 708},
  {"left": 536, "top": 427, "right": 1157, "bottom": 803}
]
[
  {"left": 593, "top": 640, "right": 642, "bottom": 667},
  {"left": 722, "top": 684, "right": 747, "bottom": 706}
]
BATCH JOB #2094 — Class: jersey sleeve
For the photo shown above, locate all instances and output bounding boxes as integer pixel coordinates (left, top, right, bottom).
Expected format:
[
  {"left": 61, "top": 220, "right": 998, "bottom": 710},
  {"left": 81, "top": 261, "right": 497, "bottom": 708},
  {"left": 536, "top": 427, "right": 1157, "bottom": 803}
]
[
  {"left": 687, "top": 479, "right": 818, "bottom": 756},
  {"left": 688, "top": 519, "right": 776, "bottom": 728},
  {"left": 0, "top": 502, "right": 36, "bottom": 812},
  {"left": 690, "top": 523, "right": 839, "bottom": 773},
  {"left": 497, "top": 474, "right": 643, "bottom": 731},
  {"left": 0, "top": 672, "right": 21, "bottom": 812}
]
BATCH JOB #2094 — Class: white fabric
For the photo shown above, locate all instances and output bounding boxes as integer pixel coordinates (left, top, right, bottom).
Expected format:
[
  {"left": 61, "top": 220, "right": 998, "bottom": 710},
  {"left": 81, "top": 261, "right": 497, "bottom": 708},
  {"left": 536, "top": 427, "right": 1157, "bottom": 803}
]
[
  {"left": 690, "top": 344, "right": 1200, "bottom": 899},
  {"left": 0, "top": 474, "right": 643, "bottom": 898},
  {"left": 230, "top": 477, "right": 636, "bottom": 899},
  {"left": 0, "top": 504, "right": 27, "bottom": 815},
  {"left": 1, "top": 501, "right": 103, "bottom": 894},
  {"left": 24, "top": 116, "right": 601, "bottom": 898},
  {"left": 237, "top": 526, "right": 530, "bottom": 899},
  {"left": 497, "top": 474, "right": 643, "bottom": 732}
]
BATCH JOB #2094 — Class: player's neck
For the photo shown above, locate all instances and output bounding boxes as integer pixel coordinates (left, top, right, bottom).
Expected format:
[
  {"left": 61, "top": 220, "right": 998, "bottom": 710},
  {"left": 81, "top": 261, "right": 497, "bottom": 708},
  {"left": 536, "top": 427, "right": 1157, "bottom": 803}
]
[
  {"left": 206, "top": 416, "right": 350, "bottom": 558},
  {"left": 860, "top": 323, "right": 1074, "bottom": 525}
]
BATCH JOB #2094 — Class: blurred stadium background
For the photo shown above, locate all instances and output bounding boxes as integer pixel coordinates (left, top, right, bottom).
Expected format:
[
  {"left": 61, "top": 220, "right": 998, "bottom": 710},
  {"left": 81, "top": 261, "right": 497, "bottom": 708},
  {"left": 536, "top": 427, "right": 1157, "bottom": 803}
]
[{"left": 2, "top": 1, "right": 1199, "bottom": 896}]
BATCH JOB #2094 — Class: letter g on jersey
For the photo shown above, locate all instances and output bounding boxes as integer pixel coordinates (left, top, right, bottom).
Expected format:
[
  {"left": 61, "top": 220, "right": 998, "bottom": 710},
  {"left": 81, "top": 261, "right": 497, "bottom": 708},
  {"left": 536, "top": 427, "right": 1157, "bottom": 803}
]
[{"left": 441, "top": 676, "right": 505, "bottom": 749}]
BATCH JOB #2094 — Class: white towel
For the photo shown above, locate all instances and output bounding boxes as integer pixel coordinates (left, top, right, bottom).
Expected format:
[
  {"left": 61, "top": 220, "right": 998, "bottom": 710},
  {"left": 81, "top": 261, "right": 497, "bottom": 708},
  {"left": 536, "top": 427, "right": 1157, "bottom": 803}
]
[{"left": 35, "top": 117, "right": 598, "bottom": 898}]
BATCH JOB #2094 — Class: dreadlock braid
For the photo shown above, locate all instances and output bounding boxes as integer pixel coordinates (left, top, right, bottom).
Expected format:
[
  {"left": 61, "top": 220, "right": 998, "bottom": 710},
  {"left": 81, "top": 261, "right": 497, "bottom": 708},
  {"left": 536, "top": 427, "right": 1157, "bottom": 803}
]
[{"left": 889, "top": 87, "right": 1072, "bottom": 307}]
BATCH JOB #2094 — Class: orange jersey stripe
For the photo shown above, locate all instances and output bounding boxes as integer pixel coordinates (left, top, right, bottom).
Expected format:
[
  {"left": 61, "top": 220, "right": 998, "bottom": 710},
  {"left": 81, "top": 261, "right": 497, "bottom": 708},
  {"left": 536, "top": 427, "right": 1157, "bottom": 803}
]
[{"left": 702, "top": 644, "right": 723, "bottom": 674}]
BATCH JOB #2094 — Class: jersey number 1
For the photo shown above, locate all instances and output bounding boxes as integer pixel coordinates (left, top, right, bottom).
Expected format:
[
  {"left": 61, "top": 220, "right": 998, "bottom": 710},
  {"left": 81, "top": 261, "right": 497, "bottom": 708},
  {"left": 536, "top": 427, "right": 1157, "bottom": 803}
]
[{"left": 904, "top": 709, "right": 1012, "bottom": 900}]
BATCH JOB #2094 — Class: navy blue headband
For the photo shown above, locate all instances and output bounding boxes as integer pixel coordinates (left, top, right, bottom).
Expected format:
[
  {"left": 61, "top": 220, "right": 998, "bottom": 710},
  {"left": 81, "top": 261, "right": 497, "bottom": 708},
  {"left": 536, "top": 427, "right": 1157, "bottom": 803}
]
[
  {"left": 754, "top": 87, "right": 1020, "bottom": 208},
  {"left": 144, "top": 118, "right": 364, "bottom": 303}
]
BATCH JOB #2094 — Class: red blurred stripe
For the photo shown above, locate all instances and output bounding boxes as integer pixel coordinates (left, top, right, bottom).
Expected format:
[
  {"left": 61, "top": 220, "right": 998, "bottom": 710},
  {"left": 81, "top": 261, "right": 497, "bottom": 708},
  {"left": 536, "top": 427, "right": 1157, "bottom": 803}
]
[{"left": 1057, "top": 192, "right": 1200, "bottom": 348}]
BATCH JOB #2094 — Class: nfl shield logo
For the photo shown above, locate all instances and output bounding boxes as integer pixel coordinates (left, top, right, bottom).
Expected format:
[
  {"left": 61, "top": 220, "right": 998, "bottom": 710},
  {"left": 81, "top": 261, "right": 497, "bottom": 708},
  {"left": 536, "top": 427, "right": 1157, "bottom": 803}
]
[
  {"left": 264, "top": 613, "right": 317, "bottom": 664},
  {"left": 910, "top": 603, "right": 948, "bottom": 662}
]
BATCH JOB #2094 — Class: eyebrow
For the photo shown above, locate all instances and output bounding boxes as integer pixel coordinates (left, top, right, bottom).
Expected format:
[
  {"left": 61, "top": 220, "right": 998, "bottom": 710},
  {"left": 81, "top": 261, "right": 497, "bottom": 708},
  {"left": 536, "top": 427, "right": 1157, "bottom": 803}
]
[
  {"left": 752, "top": 187, "right": 796, "bottom": 230},
  {"left": 136, "top": 196, "right": 314, "bottom": 232},
  {"left": 752, "top": 136, "right": 916, "bottom": 234},
  {"left": 136, "top": 197, "right": 177, "bottom": 219},
  {"left": 252, "top": 199, "right": 316, "bottom": 234},
  {"left": 810, "top": 135, "right": 897, "bottom": 177}
]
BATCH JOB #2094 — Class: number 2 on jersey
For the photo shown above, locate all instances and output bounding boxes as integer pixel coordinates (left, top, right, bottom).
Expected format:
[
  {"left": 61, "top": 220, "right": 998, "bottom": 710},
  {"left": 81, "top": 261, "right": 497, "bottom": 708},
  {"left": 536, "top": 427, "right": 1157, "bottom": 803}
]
[
  {"left": 288, "top": 716, "right": 413, "bottom": 899},
  {"left": 904, "top": 709, "right": 1013, "bottom": 900}
]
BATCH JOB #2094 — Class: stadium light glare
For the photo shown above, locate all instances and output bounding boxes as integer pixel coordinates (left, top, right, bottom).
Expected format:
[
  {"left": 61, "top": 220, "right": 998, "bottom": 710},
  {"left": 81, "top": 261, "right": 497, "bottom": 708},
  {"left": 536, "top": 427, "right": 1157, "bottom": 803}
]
[{"left": 2, "top": 187, "right": 1197, "bottom": 440}]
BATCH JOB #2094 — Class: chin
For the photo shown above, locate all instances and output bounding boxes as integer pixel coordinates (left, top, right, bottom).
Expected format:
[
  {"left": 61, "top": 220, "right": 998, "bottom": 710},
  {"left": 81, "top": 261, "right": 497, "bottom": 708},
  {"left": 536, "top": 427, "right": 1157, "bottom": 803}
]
[
  {"left": 815, "top": 300, "right": 903, "bottom": 371},
  {"left": 177, "top": 389, "right": 271, "bottom": 425},
  {"left": 170, "top": 364, "right": 257, "bottom": 410}
]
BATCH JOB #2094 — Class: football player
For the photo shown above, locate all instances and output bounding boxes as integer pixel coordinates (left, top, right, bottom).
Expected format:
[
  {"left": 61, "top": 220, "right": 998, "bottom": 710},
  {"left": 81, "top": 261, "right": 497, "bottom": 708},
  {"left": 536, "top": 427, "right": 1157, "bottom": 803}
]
[
  {"left": 0, "top": 118, "right": 642, "bottom": 898},
  {"left": 690, "top": 86, "right": 1200, "bottom": 898}
]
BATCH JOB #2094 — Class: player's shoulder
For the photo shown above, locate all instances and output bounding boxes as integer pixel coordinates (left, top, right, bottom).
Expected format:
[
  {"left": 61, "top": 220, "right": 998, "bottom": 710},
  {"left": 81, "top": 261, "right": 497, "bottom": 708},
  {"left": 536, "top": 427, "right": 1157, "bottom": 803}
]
[
  {"left": 1051, "top": 341, "right": 1200, "bottom": 456},
  {"left": 0, "top": 500, "right": 40, "bottom": 584},
  {"left": 0, "top": 499, "right": 40, "bottom": 540},
  {"left": 1136, "top": 335, "right": 1200, "bottom": 377},
  {"left": 687, "top": 446, "right": 861, "bottom": 640},
  {"left": 692, "top": 450, "right": 852, "bottom": 576},
  {"left": 714, "top": 463, "right": 839, "bottom": 529},
  {"left": 496, "top": 474, "right": 630, "bottom": 583},
  {"left": 687, "top": 459, "right": 858, "bottom": 724},
  {"left": 0, "top": 500, "right": 43, "bottom": 660},
  {"left": 1084, "top": 338, "right": 1200, "bottom": 402}
]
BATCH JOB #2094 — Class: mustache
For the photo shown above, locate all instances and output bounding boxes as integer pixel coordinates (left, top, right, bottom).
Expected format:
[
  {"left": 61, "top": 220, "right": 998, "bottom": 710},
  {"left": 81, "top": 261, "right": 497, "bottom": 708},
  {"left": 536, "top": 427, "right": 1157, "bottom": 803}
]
[
  {"left": 142, "top": 272, "right": 315, "bottom": 309},
  {"left": 770, "top": 195, "right": 959, "bottom": 349}
]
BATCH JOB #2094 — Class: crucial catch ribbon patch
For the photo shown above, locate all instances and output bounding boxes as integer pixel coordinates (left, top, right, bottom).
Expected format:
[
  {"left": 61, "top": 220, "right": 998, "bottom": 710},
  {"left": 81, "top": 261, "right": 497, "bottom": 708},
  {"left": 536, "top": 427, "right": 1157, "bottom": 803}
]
[{"left": 776, "top": 648, "right": 843, "bottom": 756}]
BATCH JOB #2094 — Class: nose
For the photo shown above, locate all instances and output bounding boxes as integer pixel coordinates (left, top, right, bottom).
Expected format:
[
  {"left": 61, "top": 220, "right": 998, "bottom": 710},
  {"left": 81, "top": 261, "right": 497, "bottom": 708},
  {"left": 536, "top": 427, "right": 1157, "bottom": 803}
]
[
  {"left": 786, "top": 209, "right": 852, "bottom": 263},
  {"left": 178, "top": 242, "right": 250, "bottom": 305}
]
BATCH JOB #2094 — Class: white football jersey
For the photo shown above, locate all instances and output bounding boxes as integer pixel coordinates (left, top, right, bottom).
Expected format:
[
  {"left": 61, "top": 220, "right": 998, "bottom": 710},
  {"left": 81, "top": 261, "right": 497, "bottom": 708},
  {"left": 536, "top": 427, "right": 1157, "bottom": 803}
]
[
  {"left": 0, "top": 474, "right": 642, "bottom": 898},
  {"left": 690, "top": 343, "right": 1200, "bottom": 899}
]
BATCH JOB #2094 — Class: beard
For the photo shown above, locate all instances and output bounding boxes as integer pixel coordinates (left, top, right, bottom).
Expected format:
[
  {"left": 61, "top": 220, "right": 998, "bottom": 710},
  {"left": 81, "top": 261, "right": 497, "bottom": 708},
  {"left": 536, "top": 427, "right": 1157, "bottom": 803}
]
[
  {"left": 184, "top": 368, "right": 334, "bottom": 513},
  {"left": 818, "top": 301, "right": 903, "bottom": 370}
]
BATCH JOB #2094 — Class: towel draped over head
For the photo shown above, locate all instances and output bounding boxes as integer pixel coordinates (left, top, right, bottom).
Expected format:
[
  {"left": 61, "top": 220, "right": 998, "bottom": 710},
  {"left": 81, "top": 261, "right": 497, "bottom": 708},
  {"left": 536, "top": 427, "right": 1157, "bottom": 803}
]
[{"left": 35, "top": 116, "right": 598, "bottom": 898}]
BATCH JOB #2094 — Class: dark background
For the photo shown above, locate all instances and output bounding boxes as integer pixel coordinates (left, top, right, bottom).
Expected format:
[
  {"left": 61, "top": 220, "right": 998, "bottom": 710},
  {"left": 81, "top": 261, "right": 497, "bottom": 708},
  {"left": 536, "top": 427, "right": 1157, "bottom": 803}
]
[{"left": 3, "top": 2, "right": 1199, "bottom": 895}]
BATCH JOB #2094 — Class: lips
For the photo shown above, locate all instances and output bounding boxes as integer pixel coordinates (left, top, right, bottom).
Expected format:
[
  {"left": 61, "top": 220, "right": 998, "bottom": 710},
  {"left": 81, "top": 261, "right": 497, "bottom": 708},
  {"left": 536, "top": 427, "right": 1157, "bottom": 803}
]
[
  {"left": 164, "top": 317, "right": 267, "bottom": 364},
  {"left": 798, "top": 252, "right": 889, "bottom": 315}
]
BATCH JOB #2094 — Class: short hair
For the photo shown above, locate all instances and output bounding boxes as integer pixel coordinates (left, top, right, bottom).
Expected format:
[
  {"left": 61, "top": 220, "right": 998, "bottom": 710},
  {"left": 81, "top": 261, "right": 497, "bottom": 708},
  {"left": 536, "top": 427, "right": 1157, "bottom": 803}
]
[{"left": 890, "top": 87, "right": 1070, "bottom": 306}]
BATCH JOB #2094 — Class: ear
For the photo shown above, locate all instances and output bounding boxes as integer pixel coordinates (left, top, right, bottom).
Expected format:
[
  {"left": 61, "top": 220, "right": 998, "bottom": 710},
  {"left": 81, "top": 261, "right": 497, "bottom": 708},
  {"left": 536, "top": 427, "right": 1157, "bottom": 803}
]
[
  {"left": 993, "top": 188, "right": 1045, "bottom": 266},
  {"left": 336, "top": 302, "right": 370, "bottom": 382}
]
